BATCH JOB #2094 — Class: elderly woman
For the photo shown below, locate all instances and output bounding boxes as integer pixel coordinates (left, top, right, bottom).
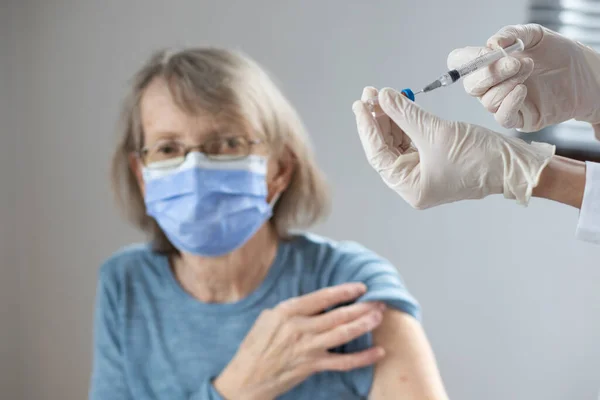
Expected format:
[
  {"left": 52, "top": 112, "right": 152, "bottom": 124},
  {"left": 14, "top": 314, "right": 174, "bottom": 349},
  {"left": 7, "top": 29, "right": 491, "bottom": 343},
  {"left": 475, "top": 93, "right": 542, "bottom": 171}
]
[{"left": 90, "top": 48, "right": 449, "bottom": 400}]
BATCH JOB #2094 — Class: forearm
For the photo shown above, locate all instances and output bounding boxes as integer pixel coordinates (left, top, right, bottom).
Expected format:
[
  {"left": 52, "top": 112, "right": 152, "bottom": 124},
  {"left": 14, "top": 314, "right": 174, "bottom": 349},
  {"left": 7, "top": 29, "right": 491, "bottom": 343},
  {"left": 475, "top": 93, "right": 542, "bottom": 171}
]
[{"left": 532, "top": 155, "right": 586, "bottom": 208}]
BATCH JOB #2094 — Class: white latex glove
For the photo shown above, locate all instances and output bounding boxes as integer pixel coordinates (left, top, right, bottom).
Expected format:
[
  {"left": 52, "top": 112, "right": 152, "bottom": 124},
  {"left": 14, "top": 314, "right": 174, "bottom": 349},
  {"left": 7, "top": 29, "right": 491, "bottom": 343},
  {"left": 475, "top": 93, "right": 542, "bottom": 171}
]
[
  {"left": 352, "top": 87, "right": 556, "bottom": 209},
  {"left": 447, "top": 24, "right": 600, "bottom": 134}
]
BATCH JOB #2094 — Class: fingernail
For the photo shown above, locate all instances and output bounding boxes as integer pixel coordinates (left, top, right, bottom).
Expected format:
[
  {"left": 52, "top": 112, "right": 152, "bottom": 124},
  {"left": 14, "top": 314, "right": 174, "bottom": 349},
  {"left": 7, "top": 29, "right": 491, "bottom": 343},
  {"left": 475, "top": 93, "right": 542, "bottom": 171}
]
[
  {"left": 489, "top": 35, "right": 512, "bottom": 49},
  {"left": 371, "top": 310, "right": 383, "bottom": 324},
  {"left": 499, "top": 35, "right": 515, "bottom": 46},
  {"left": 354, "top": 283, "right": 367, "bottom": 294}
]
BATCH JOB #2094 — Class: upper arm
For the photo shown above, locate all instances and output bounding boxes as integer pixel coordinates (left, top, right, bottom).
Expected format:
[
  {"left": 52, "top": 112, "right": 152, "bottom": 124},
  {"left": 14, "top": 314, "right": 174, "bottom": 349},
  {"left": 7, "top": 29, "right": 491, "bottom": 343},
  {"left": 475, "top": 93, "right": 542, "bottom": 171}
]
[
  {"left": 89, "top": 263, "right": 130, "bottom": 400},
  {"left": 322, "top": 240, "right": 428, "bottom": 396},
  {"left": 369, "top": 310, "right": 448, "bottom": 400}
]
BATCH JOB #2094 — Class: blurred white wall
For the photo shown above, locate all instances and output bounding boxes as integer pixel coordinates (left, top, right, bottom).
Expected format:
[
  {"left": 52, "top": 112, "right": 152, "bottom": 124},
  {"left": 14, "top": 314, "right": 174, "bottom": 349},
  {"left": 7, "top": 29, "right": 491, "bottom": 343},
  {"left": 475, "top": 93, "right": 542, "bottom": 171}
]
[{"left": 6, "top": 1, "right": 600, "bottom": 399}]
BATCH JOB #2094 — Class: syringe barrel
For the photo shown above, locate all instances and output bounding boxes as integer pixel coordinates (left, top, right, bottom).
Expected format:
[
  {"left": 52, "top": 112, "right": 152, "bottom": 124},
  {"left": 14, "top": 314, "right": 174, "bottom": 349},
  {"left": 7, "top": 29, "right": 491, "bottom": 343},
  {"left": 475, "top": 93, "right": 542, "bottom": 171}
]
[{"left": 456, "top": 38, "right": 524, "bottom": 78}]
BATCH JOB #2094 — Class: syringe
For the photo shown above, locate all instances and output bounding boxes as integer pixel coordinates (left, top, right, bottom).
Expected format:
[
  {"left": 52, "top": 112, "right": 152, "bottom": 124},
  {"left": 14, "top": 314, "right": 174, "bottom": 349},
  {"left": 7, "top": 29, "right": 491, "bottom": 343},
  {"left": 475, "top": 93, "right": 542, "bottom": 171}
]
[
  {"left": 419, "top": 38, "right": 525, "bottom": 94},
  {"left": 366, "top": 39, "right": 525, "bottom": 115}
]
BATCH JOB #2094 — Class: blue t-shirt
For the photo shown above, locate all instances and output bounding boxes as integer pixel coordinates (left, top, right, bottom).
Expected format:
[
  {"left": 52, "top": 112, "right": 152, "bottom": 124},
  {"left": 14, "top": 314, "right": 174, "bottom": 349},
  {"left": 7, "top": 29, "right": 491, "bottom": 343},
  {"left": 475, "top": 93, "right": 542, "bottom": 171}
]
[{"left": 89, "top": 233, "right": 421, "bottom": 400}]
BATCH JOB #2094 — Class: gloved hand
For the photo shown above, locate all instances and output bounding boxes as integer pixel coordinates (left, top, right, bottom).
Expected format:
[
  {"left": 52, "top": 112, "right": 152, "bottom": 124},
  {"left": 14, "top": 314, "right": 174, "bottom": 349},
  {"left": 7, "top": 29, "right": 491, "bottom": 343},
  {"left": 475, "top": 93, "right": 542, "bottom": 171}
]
[
  {"left": 352, "top": 87, "right": 556, "bottom": 209},
  {"left": 447, "top": 24, "right": 600, "bottom": 134}
]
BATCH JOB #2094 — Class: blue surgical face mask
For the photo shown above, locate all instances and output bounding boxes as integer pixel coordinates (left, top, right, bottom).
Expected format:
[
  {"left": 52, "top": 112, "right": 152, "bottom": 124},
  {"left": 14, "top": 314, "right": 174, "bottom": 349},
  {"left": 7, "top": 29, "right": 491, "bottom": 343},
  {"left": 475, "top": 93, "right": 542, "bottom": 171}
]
[{"left": 142, "top": 152, "right": 277, "bottom": 257}]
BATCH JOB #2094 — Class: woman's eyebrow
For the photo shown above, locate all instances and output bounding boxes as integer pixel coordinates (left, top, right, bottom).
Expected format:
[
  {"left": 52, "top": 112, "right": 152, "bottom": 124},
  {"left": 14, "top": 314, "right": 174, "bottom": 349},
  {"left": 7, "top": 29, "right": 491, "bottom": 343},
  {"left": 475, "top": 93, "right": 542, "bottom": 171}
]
[
  {"left": 204, "top": 126, "right": 248, "bottom": 139},
  {"left": 145, "top": 125, "right": 247, "bottom": 145},
  {"left": 144, "top": 131, "right": 183, "bottom": 143}
]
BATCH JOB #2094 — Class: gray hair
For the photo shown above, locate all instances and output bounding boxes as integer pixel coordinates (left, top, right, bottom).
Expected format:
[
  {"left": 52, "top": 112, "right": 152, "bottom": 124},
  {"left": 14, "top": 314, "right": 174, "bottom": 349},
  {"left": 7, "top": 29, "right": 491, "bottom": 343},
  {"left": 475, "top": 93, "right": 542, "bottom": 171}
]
[{"left": 111, "top": 47, "right": 330, "bottom": 253}]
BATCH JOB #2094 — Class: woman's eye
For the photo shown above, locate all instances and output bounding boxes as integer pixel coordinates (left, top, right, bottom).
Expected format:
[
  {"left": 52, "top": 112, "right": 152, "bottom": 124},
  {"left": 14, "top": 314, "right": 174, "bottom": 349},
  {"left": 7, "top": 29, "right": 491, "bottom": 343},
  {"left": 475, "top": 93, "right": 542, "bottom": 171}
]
[
  {"left": 225, "top": 138, "right": 241, "bottom": 148},
  {"left": 158, "top": 144, "right": 179, "bottom": 154},
  {"left": 202, "top": 137, "right": 248, "bottom": 157}
]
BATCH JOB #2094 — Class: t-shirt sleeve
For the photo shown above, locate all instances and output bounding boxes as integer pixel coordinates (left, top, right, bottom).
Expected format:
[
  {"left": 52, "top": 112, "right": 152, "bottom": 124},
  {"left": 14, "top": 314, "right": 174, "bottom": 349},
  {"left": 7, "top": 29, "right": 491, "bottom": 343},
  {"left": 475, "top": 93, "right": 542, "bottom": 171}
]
[
  {"left": 189, "top": 381, "right": 226, "bottom": 400},
  {"left": 89, "top": 262, "right": 131, "bottom": 400},
  {"left": 323, "top": 240, "right": 421, "bottom": 397},
  {"left": 326, "top": 241, "right": 421, "bottom": 320}
]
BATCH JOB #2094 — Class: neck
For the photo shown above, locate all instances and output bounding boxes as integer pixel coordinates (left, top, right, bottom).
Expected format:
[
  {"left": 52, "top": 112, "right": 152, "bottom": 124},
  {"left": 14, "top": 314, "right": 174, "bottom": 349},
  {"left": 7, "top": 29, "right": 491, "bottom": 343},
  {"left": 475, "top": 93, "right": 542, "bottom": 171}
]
[{"left": 172, "top": 223, "right": 279, "bottom": 303}]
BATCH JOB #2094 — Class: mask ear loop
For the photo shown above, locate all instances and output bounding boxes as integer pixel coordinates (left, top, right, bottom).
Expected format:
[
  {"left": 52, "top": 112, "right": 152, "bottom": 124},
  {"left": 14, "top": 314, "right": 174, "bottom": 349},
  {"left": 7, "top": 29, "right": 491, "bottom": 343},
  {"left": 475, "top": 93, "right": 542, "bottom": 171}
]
[
  {"left": 268, "top": 146, "right": 295, "bottom": 209},
  {"left": 269, "top": 192, "right": 281, "bottom": 208}
]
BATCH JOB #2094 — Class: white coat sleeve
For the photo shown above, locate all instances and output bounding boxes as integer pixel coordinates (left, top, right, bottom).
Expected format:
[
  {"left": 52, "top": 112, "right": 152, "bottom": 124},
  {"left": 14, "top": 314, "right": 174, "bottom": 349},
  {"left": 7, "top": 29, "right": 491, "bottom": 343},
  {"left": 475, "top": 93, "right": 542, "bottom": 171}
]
[{"left": 576, "top": 162, "right": 600, "bottom": 243}]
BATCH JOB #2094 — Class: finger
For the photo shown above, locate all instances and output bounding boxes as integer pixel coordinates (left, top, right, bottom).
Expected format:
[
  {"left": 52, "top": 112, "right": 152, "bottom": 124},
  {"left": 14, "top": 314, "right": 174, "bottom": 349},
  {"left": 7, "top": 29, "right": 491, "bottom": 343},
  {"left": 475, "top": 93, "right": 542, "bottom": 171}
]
[
  {"left": 277, "top": 283, "right": 367, "bottom": 317},
  {"left": 362, "top": 85, "right": 411, "bottom": 153},
  {"left": 462, "top": 56, "right": 521, "bottom": 97},
  {"left": 361, "top": 86, "right": 378, "bottom": 102},
  {"left": 479, "top": 57, "right": 534, "bottom": 113},
  {"left": 488, "top": 23, "right": 543, "bottom": 50},
  {"left": 447, "top": 46, "right": 490, "bottom": 70},
  {"left": 353, "top": 100, "right": 401, "bottom": 169},
  {"left": 314, "top": 347, "right": 385, "bottom": 373},
  {"left": 380, "top": 151, "right": 421, "bottom": 191},
  {"left": 494, "top": 84, "right": 527, "bottom": 129},
  {"left": 361, "top": 86, "right": 387, "bottom": 121},
  {"left": 378, "top": 87, "right": 445, "bottom": 146},
  {"left": 313, "top": 308, "right": 383, "bottom": 350},
  {"left": 392, "top": 122, "right": 413, "bottom": 153},
  {"left": 305, "top": 302, "right": 385, "bottom": 333}
]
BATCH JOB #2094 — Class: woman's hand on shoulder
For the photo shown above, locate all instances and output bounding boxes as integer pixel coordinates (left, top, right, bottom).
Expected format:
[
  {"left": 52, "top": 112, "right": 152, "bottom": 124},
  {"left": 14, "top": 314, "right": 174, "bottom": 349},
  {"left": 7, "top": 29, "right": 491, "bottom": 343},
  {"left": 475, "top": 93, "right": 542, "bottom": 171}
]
[{"left": 213, "top": 283, "right": 385, "bottom": 400}]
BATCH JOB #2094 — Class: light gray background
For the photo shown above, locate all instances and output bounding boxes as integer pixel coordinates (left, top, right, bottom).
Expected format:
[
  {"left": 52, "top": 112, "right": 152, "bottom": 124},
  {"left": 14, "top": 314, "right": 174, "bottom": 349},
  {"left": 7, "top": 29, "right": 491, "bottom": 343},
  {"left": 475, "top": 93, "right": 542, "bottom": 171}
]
[
  {"left": 2, "top": 1, "right": 600, "bottom": 399},
  {"left": 1, "top": 1, "right": 19, "bottom": 398}
]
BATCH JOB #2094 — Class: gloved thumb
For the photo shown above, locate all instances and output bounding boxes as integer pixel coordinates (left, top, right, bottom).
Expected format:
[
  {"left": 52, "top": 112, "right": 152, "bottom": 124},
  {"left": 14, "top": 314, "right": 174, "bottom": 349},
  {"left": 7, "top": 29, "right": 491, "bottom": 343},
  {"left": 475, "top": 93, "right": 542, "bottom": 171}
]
[
  {"left": 488, "top": 23, "right": 543, "bottom": 50},
  {"left": 378, "top": 87, "right": 444, "bottom": 146}
]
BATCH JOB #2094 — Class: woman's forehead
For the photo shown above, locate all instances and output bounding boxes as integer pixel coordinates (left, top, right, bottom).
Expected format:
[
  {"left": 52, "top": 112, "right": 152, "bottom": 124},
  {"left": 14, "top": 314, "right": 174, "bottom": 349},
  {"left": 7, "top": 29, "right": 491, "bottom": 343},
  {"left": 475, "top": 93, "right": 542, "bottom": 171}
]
[{"left": 140, "top": 79, "right": 254, "bottom": 143}]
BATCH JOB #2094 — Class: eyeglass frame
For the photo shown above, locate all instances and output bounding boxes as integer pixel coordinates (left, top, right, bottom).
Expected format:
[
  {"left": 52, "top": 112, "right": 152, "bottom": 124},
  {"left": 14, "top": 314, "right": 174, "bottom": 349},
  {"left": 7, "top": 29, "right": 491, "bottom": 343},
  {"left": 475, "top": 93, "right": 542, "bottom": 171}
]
[{"left": 136, "top": 136, "right": 265, "bottom": 169}]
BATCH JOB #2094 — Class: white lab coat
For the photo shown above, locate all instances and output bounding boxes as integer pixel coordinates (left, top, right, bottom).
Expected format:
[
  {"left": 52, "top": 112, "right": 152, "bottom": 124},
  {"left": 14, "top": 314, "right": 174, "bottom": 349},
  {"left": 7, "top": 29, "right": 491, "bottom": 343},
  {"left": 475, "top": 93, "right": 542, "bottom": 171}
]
[{"left": 576, "top": 162, "right": 600, "bottom": 243}]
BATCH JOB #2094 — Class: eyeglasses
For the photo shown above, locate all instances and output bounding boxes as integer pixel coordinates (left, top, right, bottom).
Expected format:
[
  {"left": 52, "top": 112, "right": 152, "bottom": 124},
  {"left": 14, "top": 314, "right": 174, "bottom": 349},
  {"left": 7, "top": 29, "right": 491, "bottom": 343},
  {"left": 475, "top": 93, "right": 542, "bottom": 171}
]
[{"left": 139, "top": 136, "right": 264, "bottom": 169}]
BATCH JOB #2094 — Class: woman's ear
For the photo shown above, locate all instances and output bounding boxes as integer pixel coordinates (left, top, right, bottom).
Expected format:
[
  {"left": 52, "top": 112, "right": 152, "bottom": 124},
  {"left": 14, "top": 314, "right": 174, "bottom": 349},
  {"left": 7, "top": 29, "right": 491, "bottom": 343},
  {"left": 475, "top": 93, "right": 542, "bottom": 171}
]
[
  {"left": 128, "top": 153, "right": 145, "bottom": 196},
  {"left": 267, "top": 147, "right": 296, "bottom": 202}
]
